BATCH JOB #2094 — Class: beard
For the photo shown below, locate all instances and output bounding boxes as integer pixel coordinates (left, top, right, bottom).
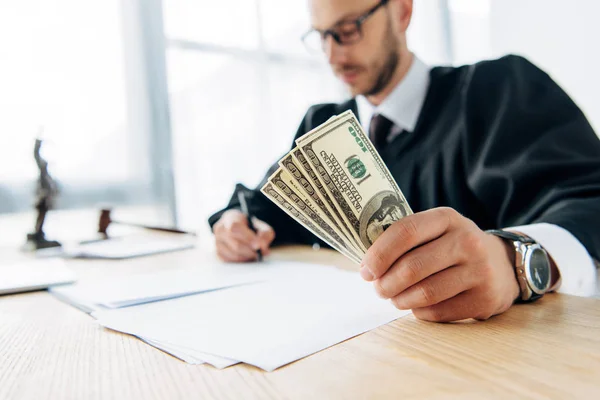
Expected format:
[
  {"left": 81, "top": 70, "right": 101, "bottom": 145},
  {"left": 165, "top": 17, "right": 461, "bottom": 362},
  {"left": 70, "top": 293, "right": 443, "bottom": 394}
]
[
  {"left": 336, "top": 19, "right": 400, "bottom": 97},
  {"left": 363, "top": 45, "right": 399, "bottom": 96}
]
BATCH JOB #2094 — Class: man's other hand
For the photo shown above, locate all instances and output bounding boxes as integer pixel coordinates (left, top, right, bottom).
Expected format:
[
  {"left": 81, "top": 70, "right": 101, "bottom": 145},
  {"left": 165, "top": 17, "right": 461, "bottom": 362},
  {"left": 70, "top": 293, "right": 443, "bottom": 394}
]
[
  {"left": 213, "top": 209, "right": 275, "bottom": 262},
  {"left": 361, "top": 207, "right": 520, "bottom": 322}
]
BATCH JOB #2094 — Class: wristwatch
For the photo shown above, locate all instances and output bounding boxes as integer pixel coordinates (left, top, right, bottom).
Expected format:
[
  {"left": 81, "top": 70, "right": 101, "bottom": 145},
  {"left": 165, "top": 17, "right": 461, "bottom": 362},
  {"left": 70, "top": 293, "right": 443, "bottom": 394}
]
[{"left": 486, "top": 230, "right": 552, "bottom": 302}]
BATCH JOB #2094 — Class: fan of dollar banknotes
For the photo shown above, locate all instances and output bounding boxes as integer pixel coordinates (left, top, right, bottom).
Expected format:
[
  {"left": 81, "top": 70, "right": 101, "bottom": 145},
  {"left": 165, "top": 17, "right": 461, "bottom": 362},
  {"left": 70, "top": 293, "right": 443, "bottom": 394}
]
[{"left": 261, "top": 110, "right": 413, "bottom": 264}]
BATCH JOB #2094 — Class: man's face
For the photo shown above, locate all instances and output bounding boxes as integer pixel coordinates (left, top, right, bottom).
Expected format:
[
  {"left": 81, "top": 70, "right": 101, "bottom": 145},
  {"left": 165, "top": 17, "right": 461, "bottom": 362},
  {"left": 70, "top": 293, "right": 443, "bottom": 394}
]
[{"left": 308, "top": 0, "right": 401, "bottom": 97}]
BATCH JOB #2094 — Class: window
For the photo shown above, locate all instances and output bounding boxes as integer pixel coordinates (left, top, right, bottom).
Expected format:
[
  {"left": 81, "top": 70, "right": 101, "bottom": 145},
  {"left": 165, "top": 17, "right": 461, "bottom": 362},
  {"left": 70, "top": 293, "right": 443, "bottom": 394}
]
[
  {"left": 163, "top": 0, "right": 345, "bottom": 231},
  {"left": 0, "top": 0, "right": 457, "bottom": 232},
  {"left": 0, "top": 0, "right": 172, "bottom": 225}
]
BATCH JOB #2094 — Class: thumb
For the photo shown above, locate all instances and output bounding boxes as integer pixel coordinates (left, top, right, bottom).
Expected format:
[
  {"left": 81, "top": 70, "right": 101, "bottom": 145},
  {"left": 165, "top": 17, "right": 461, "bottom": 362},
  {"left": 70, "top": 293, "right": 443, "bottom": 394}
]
[{"left": 253, "top": 218, "right": 275, "bottom": 253}]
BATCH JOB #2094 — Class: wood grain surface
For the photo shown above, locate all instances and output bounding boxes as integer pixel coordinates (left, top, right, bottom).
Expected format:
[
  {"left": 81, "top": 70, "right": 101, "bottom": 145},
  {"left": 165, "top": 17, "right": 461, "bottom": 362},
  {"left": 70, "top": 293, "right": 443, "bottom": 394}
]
[{"left": 1, "top": 211, "right": 600, "bottom": 399}]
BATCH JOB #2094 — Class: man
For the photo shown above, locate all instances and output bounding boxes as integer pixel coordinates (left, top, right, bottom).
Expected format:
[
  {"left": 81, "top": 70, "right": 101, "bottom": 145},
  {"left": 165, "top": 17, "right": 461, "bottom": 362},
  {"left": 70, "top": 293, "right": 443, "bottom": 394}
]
[{"left": 209, "top": 0, "right": 600, "bottom": 322}]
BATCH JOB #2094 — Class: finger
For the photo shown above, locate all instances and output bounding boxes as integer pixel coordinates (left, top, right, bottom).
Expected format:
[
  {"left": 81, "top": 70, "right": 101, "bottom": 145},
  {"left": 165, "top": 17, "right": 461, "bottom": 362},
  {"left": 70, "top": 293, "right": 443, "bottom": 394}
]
[
  {"left": 215, "top": 220, "right": 254, "bottom": 249},
  {"left": 257, "top": 228, "right": 275, "bottom": 251},
  {"left": 216, "top": 244, "right": 240, "bottom": 263},
  {"left": 411, "top": 288, "right": 502, "bottom": 322},
  {"left": 214, "top": 210, "right": 245, "bottom": 232},
  {"left": 253, "top": 218, "right": 275, "bottom": 255},
  {"left": 374, "top": 230, "right": 468, "bottom": 299},
  {"left": 229, "top": 228, "right": 259, "bottom": 249},
  {"left": 216, "top": 237, "right": 257, "bottom": 262},
  {"left": 361, "top": 207, "right": 462, "bottom": 281},
  {"left": 253, "top": 218, "right": 274, "bottom": 237},
  {"left": 216, "top": 238, "right": 241, "bottom": 262},
  {"left": 227, "top": 220, "right": 257, "bottom": 244},
  {"left": 228, "top": 237, "right": 260, "bottom": 261},
  {"left": 216, "top": 238, "right": 247, "bottom": 262},
  {"left": 256, "top": 232, "right": 273, "bottom": 256},
  {"left": 252, "top": 216, "right": 269, "bottom": 228},
  {"left": 390, "top": 265, "right": 477, "bottom": 310}
]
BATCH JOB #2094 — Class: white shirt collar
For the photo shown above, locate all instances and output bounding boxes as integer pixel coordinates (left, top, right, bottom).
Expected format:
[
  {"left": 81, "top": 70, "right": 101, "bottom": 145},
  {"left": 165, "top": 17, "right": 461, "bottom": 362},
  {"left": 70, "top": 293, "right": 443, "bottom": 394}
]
[{"left": 356, "top": 55, "right": 430, "bottom": 134}]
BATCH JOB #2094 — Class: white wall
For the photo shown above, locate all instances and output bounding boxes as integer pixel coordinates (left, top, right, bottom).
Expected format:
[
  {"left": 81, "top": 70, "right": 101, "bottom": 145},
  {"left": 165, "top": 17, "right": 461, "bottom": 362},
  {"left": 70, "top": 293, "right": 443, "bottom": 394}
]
[
  {"left": 489, "top": 0, "right": 600, "bottom": 133},
  {"left": 408, "top": 0, "right": 452, "bottom": 65},
  {"left": 450, "top": 0, "right": 600, "bottom": 133}
]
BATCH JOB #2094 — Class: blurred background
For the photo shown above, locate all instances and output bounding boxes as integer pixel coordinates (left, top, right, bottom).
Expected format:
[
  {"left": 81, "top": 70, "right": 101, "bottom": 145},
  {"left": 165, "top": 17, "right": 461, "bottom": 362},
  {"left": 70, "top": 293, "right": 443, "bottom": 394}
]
[{"left": 1, "top": 0, "right": 599, "bottom": 237}]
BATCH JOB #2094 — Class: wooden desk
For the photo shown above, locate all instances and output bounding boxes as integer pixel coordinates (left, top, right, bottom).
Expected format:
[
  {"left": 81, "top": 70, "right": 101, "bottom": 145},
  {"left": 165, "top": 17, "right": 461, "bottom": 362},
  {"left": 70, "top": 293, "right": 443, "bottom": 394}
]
[{"left": 1, "top": 221, "right": 600, "bottom": 399}]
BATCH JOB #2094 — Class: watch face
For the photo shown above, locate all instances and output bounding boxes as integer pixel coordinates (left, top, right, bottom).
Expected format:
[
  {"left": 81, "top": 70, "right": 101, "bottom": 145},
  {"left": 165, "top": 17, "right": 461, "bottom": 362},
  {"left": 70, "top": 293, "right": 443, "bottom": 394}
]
[{"left": 527, "top": 247, "right": 551, "bottom": 293}]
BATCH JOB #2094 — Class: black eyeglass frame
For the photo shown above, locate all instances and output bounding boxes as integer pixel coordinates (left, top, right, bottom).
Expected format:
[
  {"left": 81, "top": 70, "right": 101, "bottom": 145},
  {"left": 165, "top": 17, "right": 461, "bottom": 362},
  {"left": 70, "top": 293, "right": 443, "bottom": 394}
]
[{"left": 301, "top": 0, "right": 390, "bottom": 51}]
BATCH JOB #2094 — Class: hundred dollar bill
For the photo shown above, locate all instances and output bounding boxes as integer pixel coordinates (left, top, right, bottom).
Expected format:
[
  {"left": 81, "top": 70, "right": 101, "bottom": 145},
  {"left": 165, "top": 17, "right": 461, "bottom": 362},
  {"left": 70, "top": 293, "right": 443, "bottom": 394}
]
[
  {"left": 261, "top": 181, "right": 361, "bottom": 264},
  {"left": 266, "top": 168, "right": 362, "bottom": 260},
  {"left": 279, "top": 150, "right": 361, "bottom": 254},
  {"left": 296, "top": 110, "right": 412, "bottom": 251},
  {"left": 289, "top": 148, "right": 363, "bottom": 252},
  {"left": 278, "top": 152, "right": 336, "bottom": 226}
]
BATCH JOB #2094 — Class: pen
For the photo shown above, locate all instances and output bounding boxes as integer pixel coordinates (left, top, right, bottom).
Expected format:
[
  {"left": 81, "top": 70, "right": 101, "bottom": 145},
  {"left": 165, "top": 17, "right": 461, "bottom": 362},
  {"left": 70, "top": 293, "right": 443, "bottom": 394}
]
[{"left": 238, "top": 191, "right": 263, "bottom": 262}]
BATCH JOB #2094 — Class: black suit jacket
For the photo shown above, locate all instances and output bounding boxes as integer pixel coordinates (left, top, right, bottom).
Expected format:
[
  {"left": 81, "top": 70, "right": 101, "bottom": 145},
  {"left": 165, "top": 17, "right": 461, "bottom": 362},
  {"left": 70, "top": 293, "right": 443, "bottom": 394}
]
[{"left": 209, "top": 55, "right": 600, "bottom": 262}]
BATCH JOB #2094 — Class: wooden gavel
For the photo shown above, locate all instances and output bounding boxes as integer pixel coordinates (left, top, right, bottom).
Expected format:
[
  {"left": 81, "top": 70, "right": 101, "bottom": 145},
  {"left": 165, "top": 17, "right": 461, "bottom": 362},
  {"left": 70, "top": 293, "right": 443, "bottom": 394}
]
[{"left": 98, "top": 208, "right": 194, "bottom": 237}]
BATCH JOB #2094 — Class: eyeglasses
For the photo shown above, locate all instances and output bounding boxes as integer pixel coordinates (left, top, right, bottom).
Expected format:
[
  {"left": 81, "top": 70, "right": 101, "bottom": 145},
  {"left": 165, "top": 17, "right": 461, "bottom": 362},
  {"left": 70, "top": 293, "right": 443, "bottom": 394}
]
[{"left": 301, "top": 0, "right": 389, "bottom": 53}]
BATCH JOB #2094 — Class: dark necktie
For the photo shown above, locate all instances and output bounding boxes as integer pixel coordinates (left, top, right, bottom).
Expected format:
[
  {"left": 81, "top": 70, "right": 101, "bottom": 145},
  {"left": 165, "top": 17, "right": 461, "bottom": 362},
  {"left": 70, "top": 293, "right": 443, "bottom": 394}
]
[{"left": 369, "top": 114, "right": 394, "bottom": 153}]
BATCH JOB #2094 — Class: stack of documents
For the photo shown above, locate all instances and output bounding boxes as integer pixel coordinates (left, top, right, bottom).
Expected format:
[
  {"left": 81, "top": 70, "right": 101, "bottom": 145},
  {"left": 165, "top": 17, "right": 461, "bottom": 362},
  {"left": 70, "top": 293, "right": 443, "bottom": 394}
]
[
  {"left": 50, "top": 261, "right": 314, "bottom": 313},
  {"left": 85, "top": 262, "right": 409, "bottom": 371}
]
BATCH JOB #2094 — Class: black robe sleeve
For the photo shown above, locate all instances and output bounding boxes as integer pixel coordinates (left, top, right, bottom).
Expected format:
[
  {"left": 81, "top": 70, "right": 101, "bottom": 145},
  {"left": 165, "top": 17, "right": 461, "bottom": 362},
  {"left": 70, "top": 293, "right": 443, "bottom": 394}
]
[
  {"left": 463, "top": 55, "right": 600, "bottom": 262},
  {"left": 207, "top": 104, "right": 343, "bottom": 246}
]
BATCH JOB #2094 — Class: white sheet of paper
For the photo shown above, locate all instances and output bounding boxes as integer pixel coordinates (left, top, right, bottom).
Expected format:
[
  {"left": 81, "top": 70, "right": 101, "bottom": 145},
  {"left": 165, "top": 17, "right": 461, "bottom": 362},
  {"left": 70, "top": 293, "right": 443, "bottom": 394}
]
[
  {"left": 0, "top": 259, "right": 76, "bottom": 295},
  {"left": 142, "top": 337, "right": 239, "bottom": 369},
  {"left": 62, "top": 235, "right": 196, "bottom": 259},
  {"left": 141, "top": 338, "right": 205, "bottom": 364},
  {"left": 93, "top": 267, "right": 409, "bottom": 371},
  {"left": 51, "top": 261, "right": 334, "bottom": 312}
]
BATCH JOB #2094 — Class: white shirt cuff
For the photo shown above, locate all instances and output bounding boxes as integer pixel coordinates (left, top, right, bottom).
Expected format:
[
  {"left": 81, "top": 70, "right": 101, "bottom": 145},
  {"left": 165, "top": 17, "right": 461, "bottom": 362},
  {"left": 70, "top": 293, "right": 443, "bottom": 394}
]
[{"left": 505, "top": 223, "right": 597, "bottom": 297}]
